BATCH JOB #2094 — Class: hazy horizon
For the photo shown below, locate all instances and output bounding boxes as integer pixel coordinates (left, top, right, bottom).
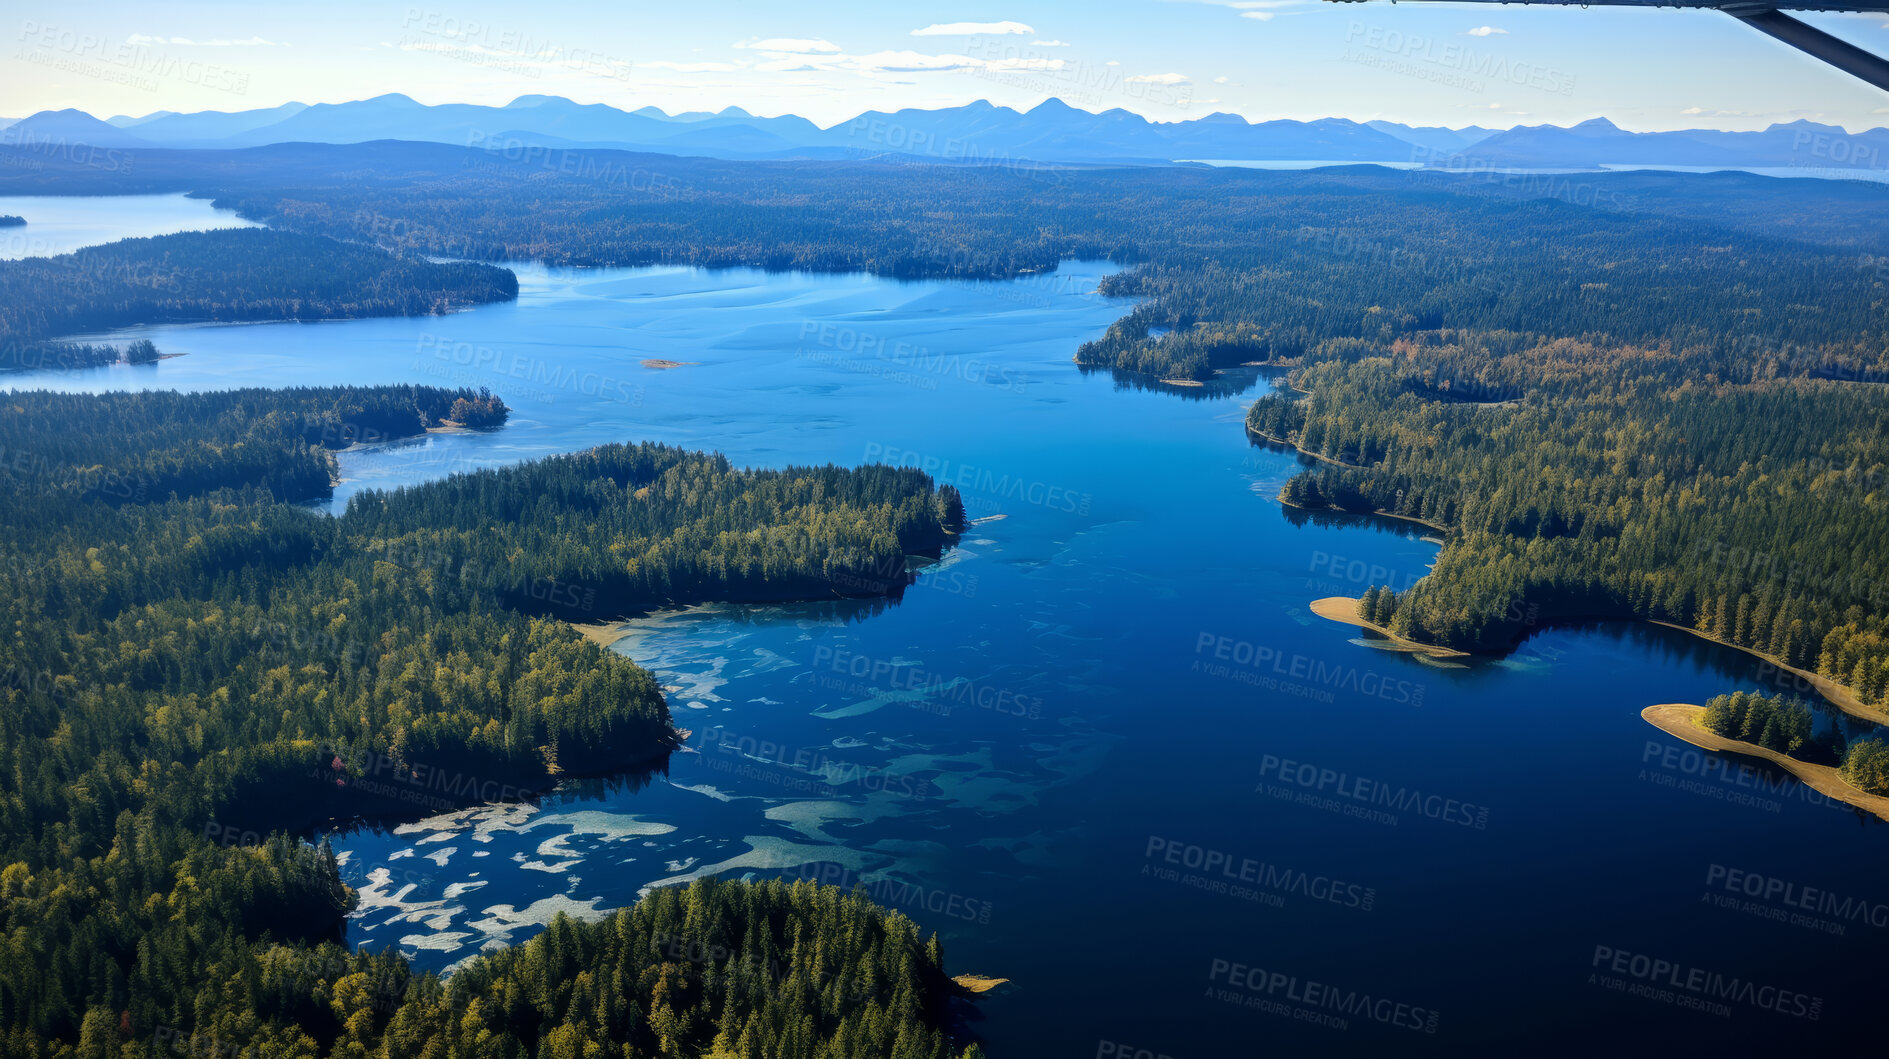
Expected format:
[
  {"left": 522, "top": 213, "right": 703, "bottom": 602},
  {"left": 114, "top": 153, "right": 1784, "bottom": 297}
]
[
  {"left": 6, "top": 2, "right": 1889, "bottom": 134},
  {"left": 13, "top": 90, "right": 1889, "bottom": 138}
]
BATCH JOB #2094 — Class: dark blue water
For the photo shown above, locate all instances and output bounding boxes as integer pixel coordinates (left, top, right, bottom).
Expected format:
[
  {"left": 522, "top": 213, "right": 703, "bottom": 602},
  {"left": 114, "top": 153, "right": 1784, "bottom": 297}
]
[{"left": 10, "top": 215, "right": 1887, "bottom": 1055}]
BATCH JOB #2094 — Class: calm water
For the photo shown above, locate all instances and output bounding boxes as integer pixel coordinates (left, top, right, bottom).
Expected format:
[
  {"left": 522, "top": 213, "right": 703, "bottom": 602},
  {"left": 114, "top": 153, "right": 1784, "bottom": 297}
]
[
  {"left": 1181, "top": 159, "right": 1426, "bottom": 170},
  {"left": 0, "top": 192, "right": 258, "bottom": 259},
  {"left": 8, "top": 203, "right": 1887, "bottom": 1056}
]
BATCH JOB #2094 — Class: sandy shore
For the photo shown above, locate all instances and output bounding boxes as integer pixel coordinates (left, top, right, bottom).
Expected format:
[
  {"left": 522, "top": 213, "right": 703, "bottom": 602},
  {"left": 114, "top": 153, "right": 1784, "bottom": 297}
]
[
  {"left": 1309, "top": 596, "right": 1469, "bottom": 659},
  {"left": 569, "top": 620, "right": 632, "bottom": 648},
  {"left": 1649, "top": 621, "right": 1889, "bottom": 727},
  {"left": 641, "top": 358, "right": 697, "bottom": 370},
  {"left": 1641, "top": 704, "right": 1889, "bottom": 821},
  {"left": 952, "top": 974, "right": 1009, "bottom": 994}
]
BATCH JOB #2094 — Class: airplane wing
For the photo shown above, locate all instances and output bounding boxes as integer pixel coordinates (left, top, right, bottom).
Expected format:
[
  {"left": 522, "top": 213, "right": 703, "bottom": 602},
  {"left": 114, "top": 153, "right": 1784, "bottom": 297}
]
[{"left": 1325, "top": 1, "right": 1889, "bottom": 91}]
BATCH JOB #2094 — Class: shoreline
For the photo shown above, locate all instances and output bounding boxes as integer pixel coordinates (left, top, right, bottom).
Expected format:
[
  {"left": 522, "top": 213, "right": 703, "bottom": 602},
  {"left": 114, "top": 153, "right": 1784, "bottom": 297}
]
[
  {"left": 1308, "top": 596, "right": 1470, "bottom": 659},
  {"left": 1256, "top": 422, "right": 1888, "bottom": 726},
  {"left": 1640, "top": 704, "right": 1889, "bottom": 821},
  {"left": 1278, "top": 494, "right": 1450, "bottom": 534},
  {"left": 1248, "top": 425, "right": 1359, "bottom": 471},
  {"left": 1251, "top": 425, "right": 1450, "bottom": 534},
  {"left": 1649, "top": 621, "right": 1889, "bottom": 727},
  {"left": 569, "top": 619, "right": 633, "bottom": 648}
]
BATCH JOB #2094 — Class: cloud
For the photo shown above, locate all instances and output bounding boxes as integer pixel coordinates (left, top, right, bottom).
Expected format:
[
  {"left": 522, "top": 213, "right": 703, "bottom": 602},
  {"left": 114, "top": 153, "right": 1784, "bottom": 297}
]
[
  {"left": 1677, "top": 106, "right": 1756, "bottom": 119},
  {"left": 740, "top": 44, "right": 1067, "bottom": 78},
  {"left": 1466, "top": 26, "right": 1508, "bottom": 37},
  {"left": 735, "top": 38, "right": 841, "bottom": 53},
  {"left": 846, "top": 49, "right": 981, "bottom": 72},
  {"left": 864, "top": 50, "right": 1065, "bottom": 74},
  {"left": 127, "top": 34, "right": 284, "bottom": 46},
  {"left": 1212, "top": 76, "right": 1237, "bottom": 85},
  {"left": 1191, "top": 0, "right": 1308, "bottom": 18},
  {"left": 390, "top": 37, "right": 631, "bottom": 78},
  {"left": 641, "top": 60, "right": 744, "bottom": 73},
  {"left": 1031, "top": 39, "right": 1070, "bottom": 46},
  {"left": 912, "top": 21, "right": 1034, "bottom": 36},
  {"left": 1127, "top": 72, "right": 1190, "bottom": 85}
]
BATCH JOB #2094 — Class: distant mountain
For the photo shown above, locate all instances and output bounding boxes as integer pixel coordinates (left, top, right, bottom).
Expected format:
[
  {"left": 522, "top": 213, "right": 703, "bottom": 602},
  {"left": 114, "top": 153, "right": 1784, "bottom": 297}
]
[
  {"left": 12, "top": 96, "right": 1887, "bottom": 170},
  {"left": 211, "top": 93, "right": 502, "bottom": 147},
  {"left": 1454, "top": 117, "right": 1889, "bottom": 170},
  {"left": 105, "top": 110, "right": 178, "bottom": 128},
  {"left": 1161, "top": 115, "right": 1419, "bottom": 161},
  {"left": 824, "top": 99, "right": 1415, "bottom": 163},
  {"left": 1, "top": 109, "right": 152, "bottom": 148},
  {"left": 1365, "top": 121, "right": 1496, "bottom": 156},
  {"left": 128, "top": 102, "right": 310, "bottom": 144},
  {"left": 3, "top": 95, "right": 1485, "bottom": 164}
]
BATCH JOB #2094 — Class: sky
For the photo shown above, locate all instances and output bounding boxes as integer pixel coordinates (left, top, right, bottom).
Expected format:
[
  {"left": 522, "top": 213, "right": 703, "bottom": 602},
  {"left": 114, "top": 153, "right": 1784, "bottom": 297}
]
[{"left": 5, "top": 1, "right": 1889, "bottom": 132}]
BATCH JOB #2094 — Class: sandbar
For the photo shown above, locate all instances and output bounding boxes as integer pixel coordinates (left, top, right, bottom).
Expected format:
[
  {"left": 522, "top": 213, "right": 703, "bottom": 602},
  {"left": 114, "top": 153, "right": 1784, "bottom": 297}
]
[
  {"left": 1309, "top": 596, "right": 1469, "bottom": 659},
  {"left": 1640, "top": 703, "right": 1889, "bottom": 822}
]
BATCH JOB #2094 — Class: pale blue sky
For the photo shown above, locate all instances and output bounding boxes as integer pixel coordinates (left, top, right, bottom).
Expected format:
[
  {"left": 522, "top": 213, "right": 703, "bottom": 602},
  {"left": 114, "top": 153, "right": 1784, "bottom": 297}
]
[{"left": 6, "top": 1, "right": 1889, "bottom": 131}]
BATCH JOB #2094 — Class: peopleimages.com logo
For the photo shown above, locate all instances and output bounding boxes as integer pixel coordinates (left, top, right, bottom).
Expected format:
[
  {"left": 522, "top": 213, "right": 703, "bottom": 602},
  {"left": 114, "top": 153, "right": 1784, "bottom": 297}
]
[
  {"left": 1256, "top": 754, "right": 1489, "bottom": 829},
  {"left": 1589, "top": 945, "right": 1823, "bottom": 1021}
]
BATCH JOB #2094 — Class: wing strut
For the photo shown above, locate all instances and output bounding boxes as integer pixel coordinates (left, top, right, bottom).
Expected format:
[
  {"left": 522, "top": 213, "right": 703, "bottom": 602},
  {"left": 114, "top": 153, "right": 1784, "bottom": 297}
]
[{"left": 1730, "top": 8, "right": 1889, "bottom": 91}]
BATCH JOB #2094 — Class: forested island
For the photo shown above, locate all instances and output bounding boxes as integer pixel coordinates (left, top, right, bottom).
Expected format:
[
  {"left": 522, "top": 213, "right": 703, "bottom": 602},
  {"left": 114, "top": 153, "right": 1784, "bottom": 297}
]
[
  {"left": 0, "top": 227, "right": 518, "bottom": 371},
  {"left": 347, "top": 443, "right": 965, "bottom": 618},
  {"left": 0, "top": 215, "right": 23, "bottom": 227},
  {"left": 0, "top": 387, "right": 976, "bottom": 1057}
]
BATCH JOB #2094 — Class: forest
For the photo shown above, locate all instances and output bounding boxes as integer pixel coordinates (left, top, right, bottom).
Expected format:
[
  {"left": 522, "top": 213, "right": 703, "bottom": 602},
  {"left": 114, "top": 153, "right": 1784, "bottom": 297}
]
[
  {"left": 7, "top": 140, "right": 1886, "bottom": 387},
  {"left": 0, "top": 385, "right": 505, "bottom": 506},
  {"left": 0, "top": 228, "right": 517, "bottom": 371},
  {"left": 344, "top": 443, "right": 964, "bottom": 618},
  {"left": 1245, "top": 330, "right": 1889, "bottom": 709},
  {"left": 0, "top": 387, "right": 972, "bottom": 1057},
  {"left": 5, "top": 134, "right": 1889, "bottom": 1053}
]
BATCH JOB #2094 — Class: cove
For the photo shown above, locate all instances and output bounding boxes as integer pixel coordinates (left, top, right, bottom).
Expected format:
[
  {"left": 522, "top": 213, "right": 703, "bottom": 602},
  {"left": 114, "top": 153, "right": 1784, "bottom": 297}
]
[{"left": 0, "top": 192, "right": 257, "bottom": 259}]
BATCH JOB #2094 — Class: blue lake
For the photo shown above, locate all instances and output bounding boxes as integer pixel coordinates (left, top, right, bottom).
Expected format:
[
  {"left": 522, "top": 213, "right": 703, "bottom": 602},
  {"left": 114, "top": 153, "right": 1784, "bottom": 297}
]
[
  {"left": 0, "top": 192, "right": 258, "bottom": 259},
  {"left": 7, "top": 209, "right": 1887, "bottom": 1055}
]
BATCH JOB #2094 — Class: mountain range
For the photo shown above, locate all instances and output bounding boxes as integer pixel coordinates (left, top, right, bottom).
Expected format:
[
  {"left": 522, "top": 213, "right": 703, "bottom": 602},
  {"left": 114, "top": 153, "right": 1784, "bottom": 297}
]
[{"left": 3, "top": 94, "right": 1885, "bottom": 172}]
